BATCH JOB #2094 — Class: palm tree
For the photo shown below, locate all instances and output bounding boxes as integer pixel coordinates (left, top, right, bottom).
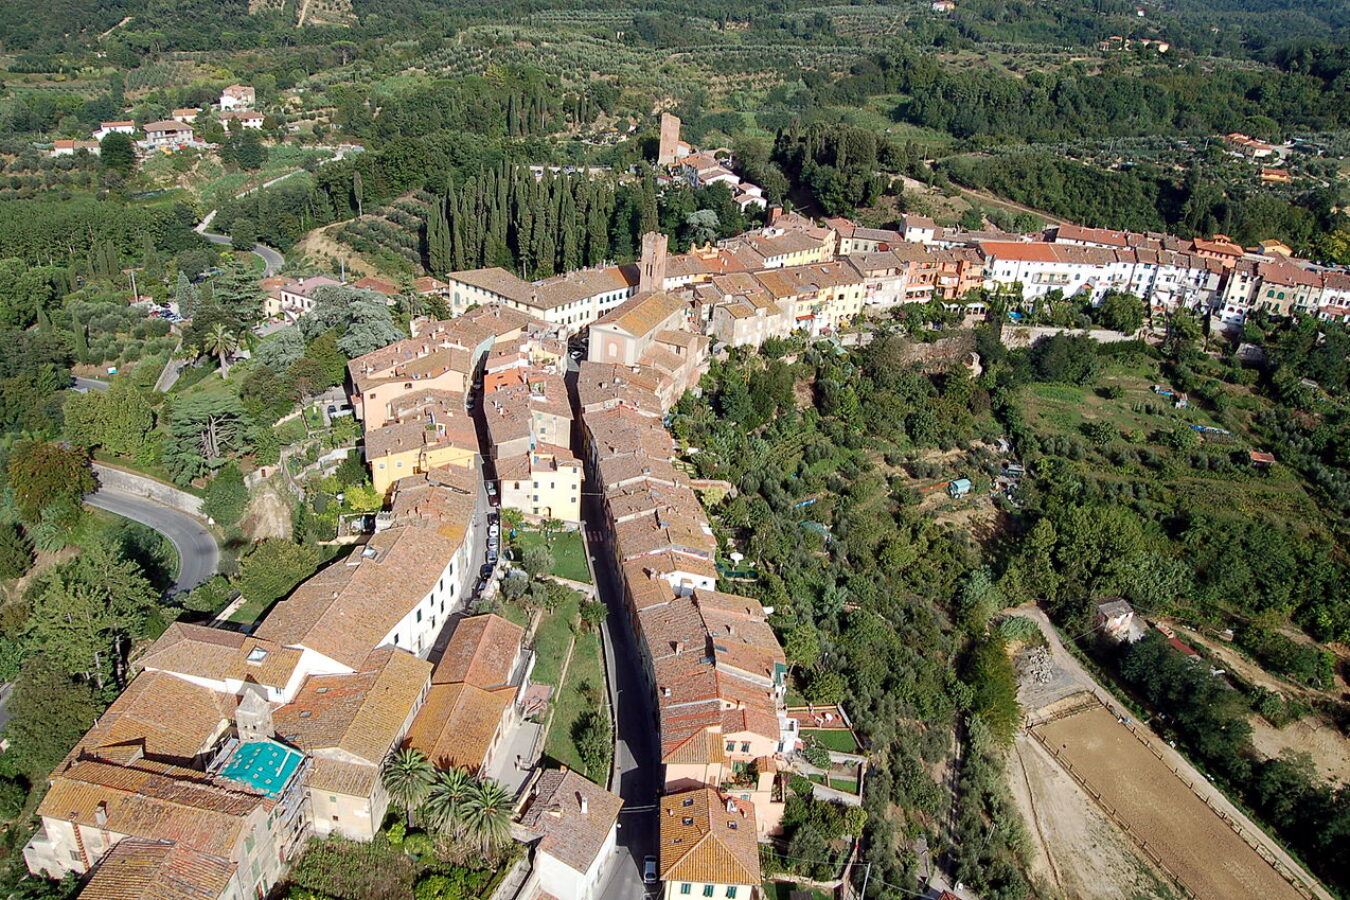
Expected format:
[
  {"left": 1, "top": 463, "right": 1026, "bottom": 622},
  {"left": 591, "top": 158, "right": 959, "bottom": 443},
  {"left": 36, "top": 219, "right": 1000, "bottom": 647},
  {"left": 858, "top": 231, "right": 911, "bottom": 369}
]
[
  {"left": 422, "top": 766, "right": 473, "bottom": 837},
  {"left": 382, "top": 748, "right": 434, "bottom": 826},
  {"left": 461, "top": 778, "right": 514, "bottom": 854},
  {"left": 201, "top": 322, "right": 239, "bottom": 378}
]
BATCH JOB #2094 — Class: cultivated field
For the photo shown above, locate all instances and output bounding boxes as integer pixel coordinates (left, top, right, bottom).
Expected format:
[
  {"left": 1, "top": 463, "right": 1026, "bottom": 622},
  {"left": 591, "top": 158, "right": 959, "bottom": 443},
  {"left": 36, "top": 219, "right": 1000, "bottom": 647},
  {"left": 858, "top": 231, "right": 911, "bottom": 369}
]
[{"left": 1034, "top": 705, "right": 1307, "bottom": 900}]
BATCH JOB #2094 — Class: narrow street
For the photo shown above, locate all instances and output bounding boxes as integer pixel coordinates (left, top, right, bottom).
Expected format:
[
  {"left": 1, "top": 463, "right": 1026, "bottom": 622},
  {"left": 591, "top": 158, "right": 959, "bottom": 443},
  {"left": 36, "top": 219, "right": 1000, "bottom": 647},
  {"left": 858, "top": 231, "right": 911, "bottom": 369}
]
[{"left": 564, "top": 361, "right": 662, "bottom": 899}]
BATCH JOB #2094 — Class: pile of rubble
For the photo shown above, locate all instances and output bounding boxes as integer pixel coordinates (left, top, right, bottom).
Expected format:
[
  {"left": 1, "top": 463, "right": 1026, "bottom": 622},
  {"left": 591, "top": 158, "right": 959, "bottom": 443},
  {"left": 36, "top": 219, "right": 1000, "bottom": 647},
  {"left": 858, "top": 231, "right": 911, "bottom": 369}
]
[{"left": 1017, "top": 646, "right": 1054, "bottom": 685}]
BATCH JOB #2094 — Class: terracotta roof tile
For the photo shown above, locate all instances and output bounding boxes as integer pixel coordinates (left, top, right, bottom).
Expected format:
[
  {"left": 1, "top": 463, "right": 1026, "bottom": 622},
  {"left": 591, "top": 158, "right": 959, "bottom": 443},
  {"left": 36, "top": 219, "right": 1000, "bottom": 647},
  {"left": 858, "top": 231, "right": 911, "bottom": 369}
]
[
  {"left": 658, "top": 788, "right": 759, "bottom": 885},
  {"left": 432, "top": 615, "right": 524, "bottom": 689},
  {"left": 518, "top": 769, "right": 622, "bottom": 873}
]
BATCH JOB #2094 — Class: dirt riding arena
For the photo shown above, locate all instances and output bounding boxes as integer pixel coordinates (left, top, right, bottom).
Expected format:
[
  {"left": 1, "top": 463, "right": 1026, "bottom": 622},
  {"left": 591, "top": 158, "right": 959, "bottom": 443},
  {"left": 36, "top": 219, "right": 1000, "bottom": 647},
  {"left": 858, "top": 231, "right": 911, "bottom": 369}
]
[{"left": 1033, "top": 704, "right": 1308, "bottom": 900}]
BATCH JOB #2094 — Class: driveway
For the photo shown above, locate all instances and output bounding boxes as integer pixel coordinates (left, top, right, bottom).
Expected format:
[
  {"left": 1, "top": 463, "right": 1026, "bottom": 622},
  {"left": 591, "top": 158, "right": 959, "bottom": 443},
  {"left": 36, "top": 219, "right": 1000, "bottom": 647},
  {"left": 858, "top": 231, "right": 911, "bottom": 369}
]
[
  {"left": 85, "top": 489, "right": 219, "bottom": 594},
  {"left": 73, "top": 376, "right": 109, "bottom": 393}
]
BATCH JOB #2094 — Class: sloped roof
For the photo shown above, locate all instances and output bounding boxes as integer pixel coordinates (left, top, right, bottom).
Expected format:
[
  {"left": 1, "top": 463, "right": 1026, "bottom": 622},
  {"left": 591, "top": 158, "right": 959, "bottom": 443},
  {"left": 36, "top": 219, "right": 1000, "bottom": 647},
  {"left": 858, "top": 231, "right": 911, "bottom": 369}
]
[
  {"left": 39, "top": 759, "right": 268, "bottom": 858},
  {"left": 402, "top": 682, "right": 513, "bottom": 771},
  {"left": 658, "top": 788, "right": 759, "bottom": 885},
  {"left": 593, "top": 291, "right": 685, "bottom": 339},
  {"left": 78, "top": 840, "right": 235, "bottom": 900},
  {"left": 432, "top": 615, "right": 524, "bottom": 689},
  {"left": 255, "top": 526, "right": 457, "bottom": 669},
  {"left": 135, "top": 624, "right": 300, "bottom": 692},
  {"left": 274, "top": 648, "right": 431, "bottom": 765},
  {"left": 517, "top": 769, "right": 623, "bottom": 873}
]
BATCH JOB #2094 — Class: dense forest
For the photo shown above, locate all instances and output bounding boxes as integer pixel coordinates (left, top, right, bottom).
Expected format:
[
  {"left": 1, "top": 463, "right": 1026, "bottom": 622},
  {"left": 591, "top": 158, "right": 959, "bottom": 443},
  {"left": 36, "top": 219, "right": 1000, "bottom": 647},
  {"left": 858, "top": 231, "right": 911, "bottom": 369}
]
[{"left": 938, "top": 152, "right": 1342, "bottom": 252}]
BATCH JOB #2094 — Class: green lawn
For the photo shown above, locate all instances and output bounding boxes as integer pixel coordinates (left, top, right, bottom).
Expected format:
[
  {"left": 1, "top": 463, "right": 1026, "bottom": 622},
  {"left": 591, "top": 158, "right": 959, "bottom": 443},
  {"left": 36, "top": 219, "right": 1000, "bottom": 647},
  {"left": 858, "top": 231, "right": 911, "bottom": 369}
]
[
  {"left": 226, "top": 594, "right": 273, "bottom": 626},
  {"left": 828, "top": 777, "right": 859, "bottom": 794},
  {"left": 529, "top": 590, "right": 581, "bottom": 687},
  {"left": 802, "top": 728, "right": 859, "bottom": 753},
  {"left": 514, "top": 530, "right": 592, "bottom": 583},
  {"left": 542, "top": 625, "right": 610, "bottom": 780},
  {"left": 762, "top": 884, "right": 829, "bottom": 900}
]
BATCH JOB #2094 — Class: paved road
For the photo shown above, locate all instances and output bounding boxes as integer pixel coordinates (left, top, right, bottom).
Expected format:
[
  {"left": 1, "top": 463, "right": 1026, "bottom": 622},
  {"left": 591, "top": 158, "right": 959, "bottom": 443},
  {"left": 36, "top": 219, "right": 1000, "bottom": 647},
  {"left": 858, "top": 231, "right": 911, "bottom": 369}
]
[
  {"left": 73, "top": 376, "right": 109, "bottom": 393},
  {"left": 582, "top": 468, "right": 661, "bottom": 900},
  {"left": 196, "top": 210, "right": 285, "bottom": 276},
  {"left": 86, "top": 489, "right": 219, "bottom": 594}
]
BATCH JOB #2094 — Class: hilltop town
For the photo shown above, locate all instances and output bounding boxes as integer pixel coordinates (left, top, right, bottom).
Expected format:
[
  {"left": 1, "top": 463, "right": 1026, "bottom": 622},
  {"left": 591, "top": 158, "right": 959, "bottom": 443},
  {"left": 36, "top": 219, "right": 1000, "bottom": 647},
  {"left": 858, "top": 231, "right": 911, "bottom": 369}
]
[{"left": 0, "top": 3, "right": 1349, "bottom": 899}]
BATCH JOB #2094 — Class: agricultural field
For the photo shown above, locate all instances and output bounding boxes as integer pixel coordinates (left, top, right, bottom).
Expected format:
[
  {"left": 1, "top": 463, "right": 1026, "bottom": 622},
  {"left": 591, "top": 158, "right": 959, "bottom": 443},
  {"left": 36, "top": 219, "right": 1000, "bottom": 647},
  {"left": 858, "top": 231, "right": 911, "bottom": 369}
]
[{"left": 1033, "top": 705, "right": 1312, "bottom": 900}]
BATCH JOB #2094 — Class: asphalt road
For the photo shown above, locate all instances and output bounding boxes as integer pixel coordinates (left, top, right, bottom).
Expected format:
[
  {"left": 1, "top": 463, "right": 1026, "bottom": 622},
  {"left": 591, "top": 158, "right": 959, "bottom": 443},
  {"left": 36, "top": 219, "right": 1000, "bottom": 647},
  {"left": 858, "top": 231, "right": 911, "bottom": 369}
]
[
  {"left": 73, "top": 376, "right": 109, "bottom": 393},
  {"left": 196, "top": 211, "right": 284, "bottom": 276},
  {"left": 583, "top": 473, "right": 661, "bottom": 900},
  {"left": 85, "top": 489, "right": 219, "bottom": 594}
]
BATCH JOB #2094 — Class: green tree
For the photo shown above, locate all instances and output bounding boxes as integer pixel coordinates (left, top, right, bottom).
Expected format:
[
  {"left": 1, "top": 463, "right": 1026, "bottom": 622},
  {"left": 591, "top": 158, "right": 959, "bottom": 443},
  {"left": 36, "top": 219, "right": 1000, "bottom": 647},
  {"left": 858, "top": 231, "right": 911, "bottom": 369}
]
[
  {"left": 203, "top": 463, "right": 248, "bottom": 528},
  {"left": 236, "top": 539, "right": 320, "bottom": 607},
  {"left": 0, "top": 522, "right": 34, "bottom": 579},
  {"left": 0, "top": 656, "right": 101, "bottom": 778},
  {"left": 175, "top": 270, "right": 200, "bottom": 320},
  {"left": 7, "top": 441, "right": 94, "bottom": 527},
  {"left": 1096, "top": 291, "right": 1145, "bottom": 334},
  {"left": 423, "top": 766, "right": 473, "bottom": 836},
  {"left": 579, "top": 599, "right": 608, "bottom": 631},
  {"left": 63, "top": 379, "right": 156, "bottom": 458},
  {"left": 461, "top": 779, "right": 513, "bottom": 854},
  {"left": 164, "top": 393, "right": 249, "bottom": 484},
  {"left": 520, "top": 544, "right": 554, "bottom": 579},
  {"left": 382, "top": 748, "right": 435, "bottom": 827},
  {"left": 23, "top": 540, "right": 158, "bottom": 687},
  {"left": 198, "top": 322, "right": 239, "bottom": 378},
  {"left": 100, "top": 132, "right": 135, "bottom": 175},
  {"left": 573, "top": 710, "right": 612, "bottom": 779}
]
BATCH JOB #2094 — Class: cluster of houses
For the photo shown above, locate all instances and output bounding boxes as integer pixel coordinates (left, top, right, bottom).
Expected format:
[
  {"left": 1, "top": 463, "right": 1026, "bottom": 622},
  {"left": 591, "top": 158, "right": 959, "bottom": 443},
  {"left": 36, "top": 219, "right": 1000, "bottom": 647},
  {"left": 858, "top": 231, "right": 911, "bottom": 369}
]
[
  {"left": 439, "top": 211, "right": 1350, "bottom": 342},
  {"left": 656, "top": 113, "right": 768, "bottom": 212},
  {"left": 50, "top": 84, "right": 263, "bottom": 158},
  {"left": 22, "top": 302, "right": 634, "bottom": 900}
]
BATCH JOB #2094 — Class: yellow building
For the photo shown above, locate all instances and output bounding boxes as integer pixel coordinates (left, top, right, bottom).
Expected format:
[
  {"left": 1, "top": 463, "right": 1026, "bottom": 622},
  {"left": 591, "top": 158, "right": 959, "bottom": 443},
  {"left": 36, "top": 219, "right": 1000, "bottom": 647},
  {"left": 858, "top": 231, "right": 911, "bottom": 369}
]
[{"left": 497, "top": 445, "right": 583, "bottom": 523}]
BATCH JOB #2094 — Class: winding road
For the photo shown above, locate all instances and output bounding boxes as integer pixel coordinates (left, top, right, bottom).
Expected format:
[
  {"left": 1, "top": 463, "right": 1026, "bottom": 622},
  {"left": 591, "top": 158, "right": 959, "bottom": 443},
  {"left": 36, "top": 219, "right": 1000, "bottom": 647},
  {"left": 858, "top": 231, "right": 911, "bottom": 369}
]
[
  {"left": 85, "top": 489, "right": 219, "bottom": 594},
  {"left": 196, "top": 210, "right": 284, "bottom": 276}
]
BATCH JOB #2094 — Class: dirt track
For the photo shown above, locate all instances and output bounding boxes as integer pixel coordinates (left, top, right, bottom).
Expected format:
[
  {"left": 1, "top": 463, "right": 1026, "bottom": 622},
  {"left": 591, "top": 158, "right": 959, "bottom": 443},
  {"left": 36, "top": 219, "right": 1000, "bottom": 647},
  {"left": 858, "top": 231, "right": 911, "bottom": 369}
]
[
  {"left": 1009, "top": 731, "right": 1177, "bottom": 900},
  {"left": 1035, "top": 706, "right": 1306, "bottom": 900}
]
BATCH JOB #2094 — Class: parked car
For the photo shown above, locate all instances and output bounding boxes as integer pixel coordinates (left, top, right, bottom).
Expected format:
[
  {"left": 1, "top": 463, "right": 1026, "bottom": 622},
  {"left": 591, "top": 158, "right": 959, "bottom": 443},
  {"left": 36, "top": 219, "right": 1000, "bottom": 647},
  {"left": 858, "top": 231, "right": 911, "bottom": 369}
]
[
  {"left": 486, "top": 550, "right": 499, "bottom": 565},
  {"left": 486, "top": 483, "right": 497, "bottom": 497},
  {"left": 480, "top": 563, "right": 494, "bottom": 580},
  {"left": 488, "top": 523, "right": 500, "bottom": 538},
  {"left": 642, "top": 856, "right": 658, "bottom": 884}
]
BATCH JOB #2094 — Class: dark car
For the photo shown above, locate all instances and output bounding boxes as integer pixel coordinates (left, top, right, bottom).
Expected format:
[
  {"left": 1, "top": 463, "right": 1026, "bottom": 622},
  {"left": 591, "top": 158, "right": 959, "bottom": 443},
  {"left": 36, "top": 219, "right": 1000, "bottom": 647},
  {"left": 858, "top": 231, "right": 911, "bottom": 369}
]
[{"left": 480, "top": 563, "right": 494, "bottom": 580}]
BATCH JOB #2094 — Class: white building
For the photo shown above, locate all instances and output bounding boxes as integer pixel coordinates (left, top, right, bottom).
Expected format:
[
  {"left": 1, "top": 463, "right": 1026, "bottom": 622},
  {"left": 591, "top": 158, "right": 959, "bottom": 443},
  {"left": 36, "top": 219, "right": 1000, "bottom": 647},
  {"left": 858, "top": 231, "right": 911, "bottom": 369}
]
[
  {"left": 92, "top": 120, "right": 134, "bottom": 140},
  {"left": 220, "top": 84, "right": 256, "bottom": 110},
  {"left": 515, "top": 769, "right": 623, "bottom": 900}
]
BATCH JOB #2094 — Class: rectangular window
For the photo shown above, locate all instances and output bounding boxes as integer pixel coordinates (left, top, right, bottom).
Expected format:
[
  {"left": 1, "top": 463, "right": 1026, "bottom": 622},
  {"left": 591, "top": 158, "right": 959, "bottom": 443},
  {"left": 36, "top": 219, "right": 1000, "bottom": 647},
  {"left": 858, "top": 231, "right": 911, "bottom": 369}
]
[
  {"left": 680, "top": 886, "right": 691, "bottom": 896},
  {"left": 726, "top": 889, "right": 737, "bottom": 899},
  {"left": 703, "top": 887, "right": 714, "bottom": 898}
]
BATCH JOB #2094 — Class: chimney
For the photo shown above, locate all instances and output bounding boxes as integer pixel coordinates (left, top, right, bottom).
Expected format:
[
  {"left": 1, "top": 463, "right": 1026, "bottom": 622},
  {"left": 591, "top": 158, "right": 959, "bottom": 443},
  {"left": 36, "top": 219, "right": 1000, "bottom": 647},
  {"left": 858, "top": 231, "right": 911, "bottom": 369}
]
[
  {"left": 94, "top": 801, "right": 108, "bottom": 826},
  {"left": 767, "top": 205, "right": 783, "bottom": 227},
  {"left": 725, "top": 798, "right": 736, "bottom": 814},
  {"left": 578, "top": 793, "right": 589, "bottom": 815},
  {"left": 673, "top": 640, "right": 684, "bottom": 654}
]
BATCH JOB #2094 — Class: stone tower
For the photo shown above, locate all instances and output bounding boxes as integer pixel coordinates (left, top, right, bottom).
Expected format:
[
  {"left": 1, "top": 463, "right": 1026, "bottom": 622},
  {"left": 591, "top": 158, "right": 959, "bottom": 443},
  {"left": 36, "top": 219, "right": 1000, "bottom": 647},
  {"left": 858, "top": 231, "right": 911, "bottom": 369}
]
[
  {"left": 657, "top": 113, "right": 682, "bottom": 167},
  {"left": 639, "top": 232, "right": 668, "bottom": 293},
  {"left": 235, "top": 683, "right": 274, "bottom": 743}
]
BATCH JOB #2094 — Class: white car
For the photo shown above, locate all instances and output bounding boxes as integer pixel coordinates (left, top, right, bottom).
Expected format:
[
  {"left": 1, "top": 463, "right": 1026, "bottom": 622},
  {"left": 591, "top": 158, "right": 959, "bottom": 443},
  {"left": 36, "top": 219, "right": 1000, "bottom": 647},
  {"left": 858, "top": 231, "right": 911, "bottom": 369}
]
[{"left": 488, "top": 523, "right": 500, "bottom": 538}]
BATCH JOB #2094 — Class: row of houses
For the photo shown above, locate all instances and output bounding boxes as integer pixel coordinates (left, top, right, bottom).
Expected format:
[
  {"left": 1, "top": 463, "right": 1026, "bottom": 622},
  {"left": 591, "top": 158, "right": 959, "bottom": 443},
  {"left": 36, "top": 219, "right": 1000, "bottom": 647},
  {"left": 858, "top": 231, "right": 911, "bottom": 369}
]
[
  {"left": 439, "top": 202, "right": 1350, "bottom": 340},
  {"left": 577, "top": 291, "right": 790, "bottom": 900}
]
